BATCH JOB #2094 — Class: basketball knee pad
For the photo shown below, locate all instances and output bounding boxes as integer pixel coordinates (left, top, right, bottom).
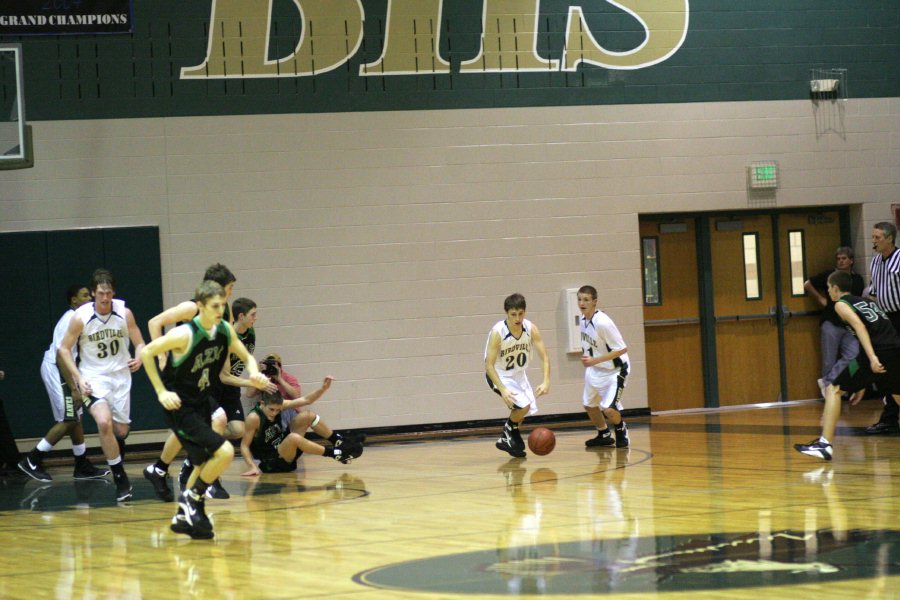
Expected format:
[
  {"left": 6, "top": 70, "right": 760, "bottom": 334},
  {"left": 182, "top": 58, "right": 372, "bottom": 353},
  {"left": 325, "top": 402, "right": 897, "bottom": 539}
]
[{"left": 310, "top": 414, "right": 320, "bottom": 428}]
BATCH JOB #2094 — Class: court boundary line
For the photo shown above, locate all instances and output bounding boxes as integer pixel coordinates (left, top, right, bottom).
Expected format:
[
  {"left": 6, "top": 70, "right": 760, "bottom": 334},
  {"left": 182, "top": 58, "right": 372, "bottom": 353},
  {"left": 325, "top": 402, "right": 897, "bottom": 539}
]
[{"left": 652, "top": 399, "right": 821, "bottom": 416}]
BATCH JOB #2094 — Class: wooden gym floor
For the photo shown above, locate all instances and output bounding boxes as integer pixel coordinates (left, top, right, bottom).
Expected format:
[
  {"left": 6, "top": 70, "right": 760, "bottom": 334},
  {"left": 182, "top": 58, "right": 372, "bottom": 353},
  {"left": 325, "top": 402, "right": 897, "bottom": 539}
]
[{"left": 1, "top": 399, "right": 899, "bottom": 599}]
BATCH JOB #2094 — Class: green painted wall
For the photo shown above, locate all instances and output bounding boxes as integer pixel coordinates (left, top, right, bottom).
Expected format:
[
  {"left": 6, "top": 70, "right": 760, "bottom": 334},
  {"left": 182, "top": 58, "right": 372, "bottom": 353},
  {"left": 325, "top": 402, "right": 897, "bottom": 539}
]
[
  {"left": 0, "top": 227, "right": 164, "bottom": 438},
  {"left": 1, "top": 0, "right": 898, "bottom": 120}
]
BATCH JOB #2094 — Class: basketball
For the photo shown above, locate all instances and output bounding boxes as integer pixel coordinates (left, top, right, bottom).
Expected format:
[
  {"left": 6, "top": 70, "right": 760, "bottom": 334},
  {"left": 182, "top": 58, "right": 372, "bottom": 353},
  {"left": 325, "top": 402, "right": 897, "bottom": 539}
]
[{"left": 528, "top": 427, "right": 556, "bottom": 456}]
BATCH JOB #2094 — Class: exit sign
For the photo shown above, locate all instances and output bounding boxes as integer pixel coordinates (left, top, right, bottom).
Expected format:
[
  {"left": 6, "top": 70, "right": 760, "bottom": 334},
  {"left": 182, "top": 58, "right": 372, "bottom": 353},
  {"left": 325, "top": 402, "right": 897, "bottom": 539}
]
[{"left": 749, "top": 161, "right": 778, "bottom": 189}]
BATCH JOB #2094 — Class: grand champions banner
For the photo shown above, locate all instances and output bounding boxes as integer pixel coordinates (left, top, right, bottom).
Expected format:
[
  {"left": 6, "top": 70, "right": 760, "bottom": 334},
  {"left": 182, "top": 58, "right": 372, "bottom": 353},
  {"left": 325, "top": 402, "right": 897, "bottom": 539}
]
[{"left": 0, "top": 0, "right": 132, "bottom": 35}]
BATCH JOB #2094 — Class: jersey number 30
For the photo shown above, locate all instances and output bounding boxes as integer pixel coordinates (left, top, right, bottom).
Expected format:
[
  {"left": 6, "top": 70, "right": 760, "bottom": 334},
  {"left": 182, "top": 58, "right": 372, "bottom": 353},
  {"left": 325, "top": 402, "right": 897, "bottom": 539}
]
[{"left": 96, "top": 340, "right": 120, "bottom": 358}]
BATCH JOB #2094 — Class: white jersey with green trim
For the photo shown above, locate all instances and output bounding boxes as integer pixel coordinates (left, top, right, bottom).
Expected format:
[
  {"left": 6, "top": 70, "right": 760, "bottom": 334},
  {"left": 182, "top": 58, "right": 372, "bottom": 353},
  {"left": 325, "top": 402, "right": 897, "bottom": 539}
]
[
  {"left": 581, "top": 310, "right": 629, "bottom": 377},
  {"left": 43, "top": 309, "right": 77, "bottom": 365},
  {"left": 485, "top": 318, "right": 534, "bottom": 378},
  {"left": 74, "top": 298, "right": 130, "bottom": 376}
]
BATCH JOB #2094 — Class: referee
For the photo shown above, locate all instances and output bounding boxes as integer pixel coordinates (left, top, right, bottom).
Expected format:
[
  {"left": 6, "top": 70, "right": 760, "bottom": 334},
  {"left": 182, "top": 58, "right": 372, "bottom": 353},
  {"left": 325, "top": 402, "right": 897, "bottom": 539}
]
[{"left": 865, "top": 221, "right": 900, "bottom": 435}]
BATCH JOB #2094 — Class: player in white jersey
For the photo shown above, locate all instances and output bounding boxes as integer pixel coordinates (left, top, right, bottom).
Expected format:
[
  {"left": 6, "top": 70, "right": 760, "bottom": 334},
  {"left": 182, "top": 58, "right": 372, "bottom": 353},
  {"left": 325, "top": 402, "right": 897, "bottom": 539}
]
[
  {"left": 577, "top": 285, "right": 630, "bottom": 448},
  {"left": 485, "top": 293, "right": 550, "bottom": 458},
  {"left": 57, "top": 269, "right": 146, "bottom": 502},
  {"left": 18, "top": 285, "right": 110, "bottom": 482}
]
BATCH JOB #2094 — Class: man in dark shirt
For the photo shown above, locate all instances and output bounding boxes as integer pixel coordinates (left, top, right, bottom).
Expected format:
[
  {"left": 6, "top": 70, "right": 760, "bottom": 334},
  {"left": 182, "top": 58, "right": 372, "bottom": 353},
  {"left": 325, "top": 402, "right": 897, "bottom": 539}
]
[{"left": 804, "top": 246, "right": 865, "bottom": 394}]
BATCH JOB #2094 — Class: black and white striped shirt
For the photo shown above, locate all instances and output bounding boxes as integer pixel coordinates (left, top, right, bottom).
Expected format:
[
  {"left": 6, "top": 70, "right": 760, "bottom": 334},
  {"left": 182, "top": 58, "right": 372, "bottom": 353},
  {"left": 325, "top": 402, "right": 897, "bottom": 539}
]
[{"left": 869, "top": 248, "right": 900, "bottom": 313}]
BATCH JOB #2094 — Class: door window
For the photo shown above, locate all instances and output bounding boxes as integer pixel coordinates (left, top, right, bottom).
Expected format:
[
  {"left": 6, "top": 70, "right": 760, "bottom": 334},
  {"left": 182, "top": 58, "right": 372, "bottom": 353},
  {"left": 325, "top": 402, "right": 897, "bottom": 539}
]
[{"left": 742, "top": 233, "right": 762, "bottom": 300}]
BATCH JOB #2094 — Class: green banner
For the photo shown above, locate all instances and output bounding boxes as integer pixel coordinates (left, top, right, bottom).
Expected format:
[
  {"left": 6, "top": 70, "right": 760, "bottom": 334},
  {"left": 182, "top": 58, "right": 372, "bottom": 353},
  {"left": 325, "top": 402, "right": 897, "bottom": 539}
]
[{"left": 0, "top": 0, "right": 132, "bottom": 35}]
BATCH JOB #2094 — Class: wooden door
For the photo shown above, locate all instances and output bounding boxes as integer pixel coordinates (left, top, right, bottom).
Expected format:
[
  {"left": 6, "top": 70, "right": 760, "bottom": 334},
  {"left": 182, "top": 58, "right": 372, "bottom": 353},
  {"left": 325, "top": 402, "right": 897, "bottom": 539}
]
[
  {"left": 779, "top": 211, "right": 843, "bottom": 400},
  {"left": 640, "top": 220, "right": 704, "bottom": 410},
  {"left": 710, "top": 215, "right": 782, "bottom": 405}
]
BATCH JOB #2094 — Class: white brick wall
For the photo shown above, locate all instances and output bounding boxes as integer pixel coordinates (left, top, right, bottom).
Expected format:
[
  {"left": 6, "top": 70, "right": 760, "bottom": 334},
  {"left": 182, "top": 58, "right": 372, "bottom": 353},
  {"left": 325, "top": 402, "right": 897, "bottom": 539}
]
[{"left": 2, "top": 98, "right": 898, "bottom": 428}]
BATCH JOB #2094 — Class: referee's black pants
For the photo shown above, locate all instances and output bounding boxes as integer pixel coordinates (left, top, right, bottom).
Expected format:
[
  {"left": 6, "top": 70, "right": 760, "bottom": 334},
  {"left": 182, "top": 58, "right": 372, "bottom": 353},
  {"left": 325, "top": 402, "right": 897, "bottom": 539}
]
[{"left": 875, "top": 311, "right": 900, "bottom": 425}]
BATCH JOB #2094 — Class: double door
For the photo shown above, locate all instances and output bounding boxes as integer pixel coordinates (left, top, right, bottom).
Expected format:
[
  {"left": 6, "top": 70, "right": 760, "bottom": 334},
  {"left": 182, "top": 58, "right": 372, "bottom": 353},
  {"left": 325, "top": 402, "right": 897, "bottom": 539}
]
[{"left": 642, "top": 209, "right": 846, "bottom": 410}]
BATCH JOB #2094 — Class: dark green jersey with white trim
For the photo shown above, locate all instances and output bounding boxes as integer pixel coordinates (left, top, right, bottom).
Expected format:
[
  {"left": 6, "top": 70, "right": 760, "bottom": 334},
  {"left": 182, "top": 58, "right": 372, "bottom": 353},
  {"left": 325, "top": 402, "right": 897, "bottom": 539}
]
[
  {"left": 229, "top": 326, "right": 255, "bottom": 376},
  {"left": 838, "top": 295, "right": 900, "bottom": 352},
  {"left": 250, "top": 405, "right": 286, "bottom": 460},
  {"left": 162, "top": 317, "right": 232, "bottom": 405}
]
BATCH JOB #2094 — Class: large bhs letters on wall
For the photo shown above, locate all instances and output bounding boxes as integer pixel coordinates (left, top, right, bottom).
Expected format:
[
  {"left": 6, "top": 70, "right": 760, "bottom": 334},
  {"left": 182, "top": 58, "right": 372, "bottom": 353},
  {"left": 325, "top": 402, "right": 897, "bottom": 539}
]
[{"left": 0, "top": 0, "right": 132, "bottom": 35}]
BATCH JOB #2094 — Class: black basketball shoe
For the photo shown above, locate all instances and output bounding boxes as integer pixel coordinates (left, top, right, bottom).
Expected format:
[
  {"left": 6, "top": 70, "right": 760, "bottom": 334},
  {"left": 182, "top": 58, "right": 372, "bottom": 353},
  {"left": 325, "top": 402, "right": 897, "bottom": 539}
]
[
  {"left": 114, "top": 472, "right": 133, "bottom": 502},
  {"left": 178, "top": 459, "right": 193, "bottom": 491},
  {"left": 143, "top": 464, "right": 174, "bottom": 502},
  {"left": 205, "top": 479, "right": 231, "bottom": 500},
  {"left": 17, "top": 457, "right": 52, "bottom": 482},
  {"left": 496, "top": 437, "right": 526, "bottom": 459},
  {"left": 73, "top": 457, "right": 110, "bottom": 480},
  {"left": 334, "top": 437, "right": 364, "bottom": 464},
  {"left": 585, "top": 430, "right": 615, "bottom": 447},
  {"left": 793, "top": 438, "right": 833, "bottom": 461},
  {"left": 170, "top": 505, "right": 192, "bottom": 535},
  {"left": 614, "top": 423, "right": 630, "bottom": 448},
  {"left": 179, "top": 489, "right": 214, "bottom": 539}
]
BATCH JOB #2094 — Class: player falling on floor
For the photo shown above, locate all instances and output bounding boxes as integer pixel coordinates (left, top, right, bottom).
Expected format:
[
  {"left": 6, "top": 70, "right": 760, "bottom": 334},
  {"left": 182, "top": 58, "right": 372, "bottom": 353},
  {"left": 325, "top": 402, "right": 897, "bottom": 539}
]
[
  {"left": 795, "top": 270, "right": 900, "bottom": 461},
  {"left": 240, "top": 381, "right": 363, "bottom": 476},
  {"left": 140, "top": 280, "right": 268, "bottom": 539},
  {"left": 485, "top": 293, "right": 550, "bottom": 458},
  {"left": 577, "top": 285, "right": 630, "bottom": 448}
]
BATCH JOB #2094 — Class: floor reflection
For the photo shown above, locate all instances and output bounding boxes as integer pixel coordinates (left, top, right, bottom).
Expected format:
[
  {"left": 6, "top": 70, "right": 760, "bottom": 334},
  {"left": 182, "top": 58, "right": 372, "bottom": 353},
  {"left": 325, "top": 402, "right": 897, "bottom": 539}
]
[
  {"left": 4, "top": 402, "right": 900, "bottom": 598},
  {"left": 493, "top": 458, "right": 557, "bottom": 594}
]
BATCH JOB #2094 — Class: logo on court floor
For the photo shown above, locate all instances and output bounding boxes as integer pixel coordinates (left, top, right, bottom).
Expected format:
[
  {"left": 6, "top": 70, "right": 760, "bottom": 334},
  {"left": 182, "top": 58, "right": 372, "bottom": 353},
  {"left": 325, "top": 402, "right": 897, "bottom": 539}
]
[{"left": 354, "top": 529, "right": 900, "bottom": 594}]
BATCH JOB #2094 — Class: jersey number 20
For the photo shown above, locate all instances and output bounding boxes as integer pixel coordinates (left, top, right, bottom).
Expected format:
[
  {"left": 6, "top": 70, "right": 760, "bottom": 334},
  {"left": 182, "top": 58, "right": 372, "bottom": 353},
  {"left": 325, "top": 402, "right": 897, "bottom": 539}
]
[{"left": 505, "top": 353, "right": 526, "bottom": 370}]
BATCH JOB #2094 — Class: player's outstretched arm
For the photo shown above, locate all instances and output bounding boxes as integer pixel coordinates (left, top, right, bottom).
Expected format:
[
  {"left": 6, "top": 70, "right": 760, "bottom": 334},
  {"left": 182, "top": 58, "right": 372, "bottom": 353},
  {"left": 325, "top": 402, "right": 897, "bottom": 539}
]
[
  {"left": 283, "top": 376, "right": 333, "bottom": 409},
  {"left": 218, "top": 355, "right": 256, "bottom": 389},
  {"left": 148, "top": 301, "right": 197, "bottom": 369},
  {"left": 225, "top": 322, "right": 268, "bottom": 390},
  {"left": 148, "top": 301, "right": 197, "bottom": 340}
]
